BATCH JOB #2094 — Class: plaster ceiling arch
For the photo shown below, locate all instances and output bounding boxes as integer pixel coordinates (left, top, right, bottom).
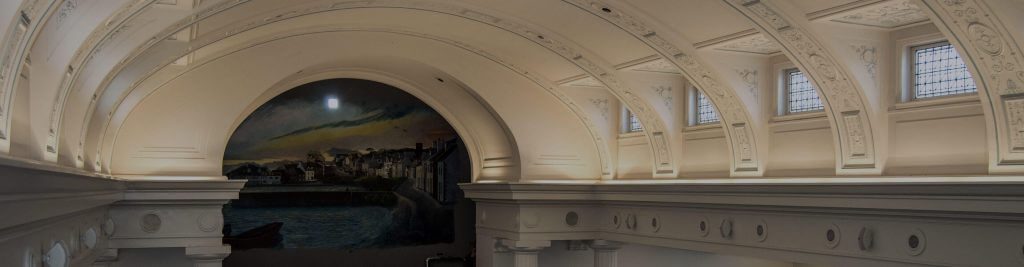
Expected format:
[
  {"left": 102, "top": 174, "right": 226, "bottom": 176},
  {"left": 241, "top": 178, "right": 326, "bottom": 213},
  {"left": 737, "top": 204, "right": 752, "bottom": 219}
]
[
  {"left": 724, "top": 0, "right": 881, "bottom": 175},
  {"left": 0, "top": 0, "right": 63, "bottom": 154},
  {"left": 62, "top": 19, "right": 617, "bottom": 178},
  {"left": 914, "top": 0, "right": 1024, "bottom": 173},
  {"left": 98, "top": 25, "right": 621, "bottom": 179},
  {"left": 563, "top": 0, "right": 765, "bottom": 176},
  {"left": 104, "top": 30, "right": 604, "bottom": 180},
  {"left": 66, "top": 0, "right": 671, "bottom": 177}
]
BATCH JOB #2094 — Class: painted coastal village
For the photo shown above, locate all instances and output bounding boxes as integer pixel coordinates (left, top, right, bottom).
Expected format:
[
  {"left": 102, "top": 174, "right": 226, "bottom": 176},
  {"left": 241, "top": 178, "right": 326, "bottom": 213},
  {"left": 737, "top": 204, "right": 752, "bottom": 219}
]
[{"left": 221, "top": 138, "right": 469, "bottom": 249}]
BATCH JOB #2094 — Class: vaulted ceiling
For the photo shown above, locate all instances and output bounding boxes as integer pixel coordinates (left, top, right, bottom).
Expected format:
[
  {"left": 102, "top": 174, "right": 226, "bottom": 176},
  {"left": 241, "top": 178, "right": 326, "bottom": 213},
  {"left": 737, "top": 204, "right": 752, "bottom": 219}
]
[{"left": 1, "top": 0, "right": 1022, "bottom": 181}]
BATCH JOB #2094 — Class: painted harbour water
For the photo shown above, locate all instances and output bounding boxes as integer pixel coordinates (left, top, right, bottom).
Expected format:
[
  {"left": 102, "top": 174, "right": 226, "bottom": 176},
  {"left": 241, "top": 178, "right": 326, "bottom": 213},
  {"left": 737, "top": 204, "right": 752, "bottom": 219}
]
[{"left": 223, "top": 205, "right": 394, "bottom": 249}]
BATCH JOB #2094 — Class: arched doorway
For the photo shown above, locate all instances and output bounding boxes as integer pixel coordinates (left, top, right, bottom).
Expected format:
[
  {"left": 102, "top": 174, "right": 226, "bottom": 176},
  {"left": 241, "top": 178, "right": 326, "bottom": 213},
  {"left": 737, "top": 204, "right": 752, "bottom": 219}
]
[{"left": 220, "top": 78, "right": 474, "bottom": 266}]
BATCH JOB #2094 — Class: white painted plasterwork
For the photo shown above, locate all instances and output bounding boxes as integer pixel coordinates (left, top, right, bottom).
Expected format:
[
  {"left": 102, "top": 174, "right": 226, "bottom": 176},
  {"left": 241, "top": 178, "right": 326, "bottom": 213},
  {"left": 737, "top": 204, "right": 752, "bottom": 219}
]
[
  {"left": 734, "top": 68, "right": 758, "bottom": 99},
  {"left": 715, "top": 33, "right": 783, "bottom": 55},
  {"left": 621, "top": 58, "right": 680, "bottom": 74},
  {"left": 0, "top": 0, "right": 60, "bottom": 153},
  {"left": 46, "top": 0, "right": 158, "bottom": 162},
  {"left": 564, "top": 0, "right": 762, "bottom": 175},
  {"left": 916, "top": 0, "right": 1024, "bottom": 173},
  {"left": 87, "top": 0, "right": 655, "bottom": 177},
  {"left": 829, "top": 0, "right": 930, "bottom": 29},
  {"left": 52, "top": 0, "right": 244, "bottom": 169},
  {"left": 561, "top": 75, "right": 605, "bottom": 88},
  {"left": 724, "top": 0, "right": 878, "bottom": 174},
  {"left": 851, "top": 44, "right": 878, "bottom": 83}
]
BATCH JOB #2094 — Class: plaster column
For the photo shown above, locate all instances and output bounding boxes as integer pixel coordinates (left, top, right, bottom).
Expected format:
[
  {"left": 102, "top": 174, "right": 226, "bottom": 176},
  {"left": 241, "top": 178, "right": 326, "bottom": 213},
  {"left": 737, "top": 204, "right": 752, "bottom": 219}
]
[
  {"left": 588, "top": 240, "right": 623, "bottom": 267},
  {"left": 498, "top": 239, "right": 550, "bottom": 267}
]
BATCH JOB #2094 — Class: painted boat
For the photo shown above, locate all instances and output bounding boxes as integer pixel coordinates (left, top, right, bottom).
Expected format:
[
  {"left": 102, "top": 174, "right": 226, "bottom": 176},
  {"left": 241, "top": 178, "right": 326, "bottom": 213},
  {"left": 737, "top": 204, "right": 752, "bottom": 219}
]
[{"left": 224, "top": 222, "right": 284, "bottom": 249}]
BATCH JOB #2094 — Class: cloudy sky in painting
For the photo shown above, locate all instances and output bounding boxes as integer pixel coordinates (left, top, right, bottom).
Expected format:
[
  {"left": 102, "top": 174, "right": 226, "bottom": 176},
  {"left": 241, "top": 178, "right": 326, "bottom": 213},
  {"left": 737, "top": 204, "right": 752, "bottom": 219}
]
[{"left": 224, "top": 79, "right": 457, "bottom": 165}]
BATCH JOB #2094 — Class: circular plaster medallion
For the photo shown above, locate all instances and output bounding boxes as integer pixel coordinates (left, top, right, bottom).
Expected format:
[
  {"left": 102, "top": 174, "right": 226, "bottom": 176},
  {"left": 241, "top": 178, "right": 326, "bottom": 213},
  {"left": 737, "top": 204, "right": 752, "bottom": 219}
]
[
  {"left": 102, "top": 218, "right": 115, "bottom": 237},
  {"left": 825, "top": 224, "right": 841, "bottom": 249},
  {"left": 81, "top": 228, "right": 98, "bottom": 249},
  {"left": 697, "top": 217, "right": 710, "bottom": 237},
  {"left": 140, "top": 213, "right": 162, "bottom": 233},
  {"left": 650, "top": 215, "right": 661, "bottom": 233},
  {"left": 197, "top": 213, "right": 222, "bottom": 232},
  {"left": 858, "top": 227, "right": 874, "bottom": 251},
  {"left": 565, "top": 211, "right": 579, "bottom": 227},
  {"left": 625, "top": 213, "right": 637, "bottom": 230},
  {"left": 612, "top": 212, "right": 622, "bottom": 229},
  {"left": 755, "top": 220, "right": 768, "bottom": 242},
  {"left": 906, "top": 228, "right": 926, "bottom": 256},
  {"left": 43, "top": 241, "right": 68, "bottom": 267},
  {"left": 967, "top": 23, "right": 1003, "bottom": 56},
  {"left": 720, "top": 218, "right": 733, "bottom": 239}
]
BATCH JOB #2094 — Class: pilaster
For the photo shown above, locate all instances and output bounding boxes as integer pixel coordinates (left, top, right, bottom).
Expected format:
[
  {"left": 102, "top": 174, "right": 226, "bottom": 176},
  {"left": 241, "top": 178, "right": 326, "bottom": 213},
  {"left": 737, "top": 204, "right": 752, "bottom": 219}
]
[{"left": 587, "top": 240, "right": 623, "bottom": 267}]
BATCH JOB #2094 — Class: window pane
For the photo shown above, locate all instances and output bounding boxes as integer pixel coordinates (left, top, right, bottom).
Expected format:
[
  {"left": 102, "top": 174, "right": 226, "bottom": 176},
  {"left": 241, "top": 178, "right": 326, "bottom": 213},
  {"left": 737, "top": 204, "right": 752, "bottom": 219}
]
[
  {"left": 696, "top": 91, "right": 720, "bottom": 124},
  {"left": 913, "top": 43, "right": 976, "bottom": 99},
  {"left": 628, "top": 111, "right": 643, "bottom": 132},
  {"left": 786, "top": 69, "right": 824, "bottom": 113}
]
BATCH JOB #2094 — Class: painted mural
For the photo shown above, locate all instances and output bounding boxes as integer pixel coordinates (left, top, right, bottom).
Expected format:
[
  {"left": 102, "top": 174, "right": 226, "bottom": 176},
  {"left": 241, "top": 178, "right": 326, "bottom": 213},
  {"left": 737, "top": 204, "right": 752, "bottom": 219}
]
[{"left": 221, "top": 78, "right": 470, "bottom": 250}]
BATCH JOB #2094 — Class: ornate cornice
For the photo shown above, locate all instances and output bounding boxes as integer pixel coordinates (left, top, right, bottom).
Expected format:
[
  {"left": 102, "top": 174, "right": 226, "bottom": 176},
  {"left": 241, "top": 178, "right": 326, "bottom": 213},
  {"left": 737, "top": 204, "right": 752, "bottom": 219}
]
[
  {"left": 564, "top": 0, "right": 762, "bottom": 174},
  {"left": 917, "top": 0, "right": 1024, "bottom": 172},
  {"left": 724, "top": 0, "right": 878, "bottom": 173}
]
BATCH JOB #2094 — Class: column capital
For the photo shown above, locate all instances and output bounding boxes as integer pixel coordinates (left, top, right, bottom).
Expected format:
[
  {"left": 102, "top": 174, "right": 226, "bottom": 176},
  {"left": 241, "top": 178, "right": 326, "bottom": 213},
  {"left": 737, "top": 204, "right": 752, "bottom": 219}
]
[
  {"left": 587, "top": 239, "right": 624, "bottom": 250},
  {"left": 498, "top": 239, "right": 551, "bottom": 252}
]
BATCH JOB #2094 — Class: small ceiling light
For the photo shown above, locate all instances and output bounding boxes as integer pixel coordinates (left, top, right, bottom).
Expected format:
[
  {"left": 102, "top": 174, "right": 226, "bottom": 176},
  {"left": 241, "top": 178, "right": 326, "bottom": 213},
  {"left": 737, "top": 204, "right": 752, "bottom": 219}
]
[{"left": 326, "top": 98, "right": 339, "bottom": 109}]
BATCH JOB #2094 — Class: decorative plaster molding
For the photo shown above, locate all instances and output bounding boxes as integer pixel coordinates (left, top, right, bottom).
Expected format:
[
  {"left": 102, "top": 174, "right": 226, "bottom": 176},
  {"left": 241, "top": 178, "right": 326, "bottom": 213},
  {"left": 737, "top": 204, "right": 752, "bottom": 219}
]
[
  {"left": 621, "top": 57, "right": 680, "bottom": 74},
  {"left": 830, "top": 0, "right": 929, "bottom": 29},
  {"left": 695, "top": 29, "right": 781, "bottom": 55},
  {"left": 652, "top": 85, "right": 673, "bottom": 111},
  {"left": 50, "top": 0, "right": 234, "bottom": 165},
  {"left": 735, "top": 68, "right": 758, "bottom": 99},
  {"left": 561, "top": 75, "right": 605, "bottom": 88},
  {"left": 590, "top": 98, "right": 610, "bottom": 120},
  {"left": 564, "top": 0, "right": 762, "bottom": 175},
  {"left": 724, "top": 0, "right": 877, "bottom": 173},
  {"left": 56, "top": 0, "right": 78, "bottom": 26},
  {"left": 139, "top": 213, "right": 161, "bottom": 233},
  {"left": 715, "top": 33, "right": 782, "bottom": 55},
  {"left": 851, "top": 44, "right": 878, "bottom": 83},
  {"left": 465, "top": 182, "right": 1024, "bottom": 266},
  {"left": 916, "top": 0, "right": 1024, "bottom": 171},
  {"left": 0, "top": 0, "right": 57, "bottom": 149},
  {"left": 86, "top": 1, "right": 664, "bottom": 177}
]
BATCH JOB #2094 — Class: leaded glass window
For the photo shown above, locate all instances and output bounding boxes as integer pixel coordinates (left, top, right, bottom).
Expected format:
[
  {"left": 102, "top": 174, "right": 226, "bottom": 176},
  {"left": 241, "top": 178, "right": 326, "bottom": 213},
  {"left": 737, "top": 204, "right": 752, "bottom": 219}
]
[
  {"left": 696, "top": 90, "right": 719, "bottom": 125},
  {"left": 626, "top": 110, "right": 642, "bottom": 132},
  {"left": 912, "top": 42, "right": 976, "bottom": 99},
  {"left": 785, "top": 69, "right": 824, "bottom": 114}
]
